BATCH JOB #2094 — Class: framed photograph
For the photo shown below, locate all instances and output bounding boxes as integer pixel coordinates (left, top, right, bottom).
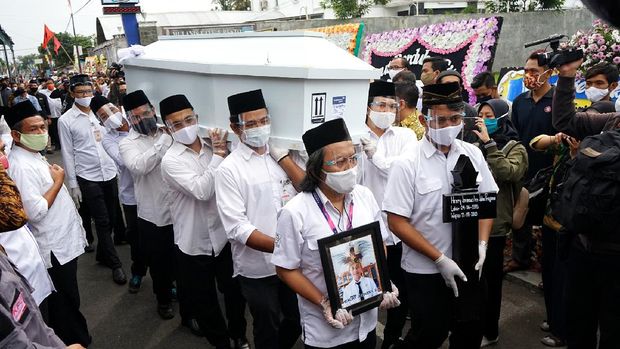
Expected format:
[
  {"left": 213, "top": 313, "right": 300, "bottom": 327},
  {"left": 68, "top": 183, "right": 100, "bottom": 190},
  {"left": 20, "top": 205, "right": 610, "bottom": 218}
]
[{"left": 318, "top": 221, "right": 390, "bottom": 316}]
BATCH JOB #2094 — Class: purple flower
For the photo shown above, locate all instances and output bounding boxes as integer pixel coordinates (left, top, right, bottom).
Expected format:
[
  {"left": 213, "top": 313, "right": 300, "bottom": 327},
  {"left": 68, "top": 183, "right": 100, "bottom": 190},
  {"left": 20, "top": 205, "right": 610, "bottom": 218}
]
[
  {"left": 613, "top": 56, "right": 620, "bottom": 65},
  {"left": 600, "top": 45, "right": 608, "bottom": 52},
  {"left": 597, "top": 38, "right": 606, "bottom": 46}
]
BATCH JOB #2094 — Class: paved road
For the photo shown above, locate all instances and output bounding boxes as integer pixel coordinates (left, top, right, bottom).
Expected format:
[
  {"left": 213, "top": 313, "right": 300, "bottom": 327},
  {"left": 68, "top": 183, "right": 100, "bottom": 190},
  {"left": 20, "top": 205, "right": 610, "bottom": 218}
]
[{"left": 43, "top": 151, "right": 551, "bottom": 349}]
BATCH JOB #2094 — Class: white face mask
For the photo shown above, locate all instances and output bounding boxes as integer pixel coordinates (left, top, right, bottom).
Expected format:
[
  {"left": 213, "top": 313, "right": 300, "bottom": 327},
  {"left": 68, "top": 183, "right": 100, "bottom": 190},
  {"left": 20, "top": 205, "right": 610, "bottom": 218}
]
[
  {"left": 388, "top": 68, "right": 404, "bottom": 80},
  {"left": 173, "top": 124, "right": 199, "bottom": 145},
  {"left": 323, "top": 165, "right": 358, "bottom": 194},
  {"left": 585, "top": 86, "right": 609, "bottom": 102},
  {"left": 369, "top": 110, "right": 396, "bottom": 130},
  {"left": 103, "top": 112, "right": 123, "bottom": 129},
  {"left": 427, "top": 123, "right": 464, "bottom": 146},
  {"left": 242, "top": 124, "right": 270, "bottom": 148},
  {"left": 74, "top": 96, "right": 93, "bottom": 107}
]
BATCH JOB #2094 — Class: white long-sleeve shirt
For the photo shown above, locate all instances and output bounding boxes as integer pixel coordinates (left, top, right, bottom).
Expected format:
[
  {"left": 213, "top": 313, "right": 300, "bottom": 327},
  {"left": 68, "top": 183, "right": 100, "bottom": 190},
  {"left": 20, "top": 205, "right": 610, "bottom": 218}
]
[
  {"left": 360, "top": 126, "right": 418, "bottom": 245},
  {"left": 161, "top": 140, "right": 227, "bottom": 256},
  {"left": 119, "top": 128, "right": 173, "bottom": 227},
  {"left": 57, "top": 105, "right": 117, "bottom": 188},
  {"left": 102, "top": 129, "right": 136, "bottom": 206},
  {"left": 7, "top": 146, "right": 87, "bottom": 268},
  {"left": 215, "top": 142, "right": 297, "bottom": 279}
]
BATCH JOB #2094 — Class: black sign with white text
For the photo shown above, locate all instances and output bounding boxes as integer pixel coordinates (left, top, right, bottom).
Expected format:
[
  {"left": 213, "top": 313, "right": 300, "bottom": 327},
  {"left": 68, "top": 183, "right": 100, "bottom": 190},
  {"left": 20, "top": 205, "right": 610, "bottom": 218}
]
[{"left": 442, "top": 192, "right": 497, "bottom": 223}]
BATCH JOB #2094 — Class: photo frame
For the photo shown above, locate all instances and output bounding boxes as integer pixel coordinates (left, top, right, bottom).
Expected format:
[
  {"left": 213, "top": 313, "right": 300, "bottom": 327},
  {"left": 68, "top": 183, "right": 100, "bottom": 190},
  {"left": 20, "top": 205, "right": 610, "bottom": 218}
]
[{"left": 318, "top": 221, "right": 390, "bottom": 316}]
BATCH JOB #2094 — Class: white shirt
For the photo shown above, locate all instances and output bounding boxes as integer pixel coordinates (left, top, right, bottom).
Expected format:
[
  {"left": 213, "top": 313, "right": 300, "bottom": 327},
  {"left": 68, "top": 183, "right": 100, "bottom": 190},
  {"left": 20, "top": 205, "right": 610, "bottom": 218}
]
[
  {"left": 272, "top": 186, "right": 387, "bottom": 347},
  {"left": 40, "top": 90, "right": 62, "bottom": 119},
  {"left": 341, "top": 277, "right": 380, "bottom": 308},
  {"left": 382, "top": 136, "right": 498, "bottom": 274},
  {"left": 215, "top": 142, "right": 297, "bottom": 279},
  {"left": 102, "top": 129, "right": 136, "bottom": 206},
  {"left": 7, "top": 146, "right": 87, "bottom": 268},
  {"left": 0, "top": 225, "right": 54, "bottom": 305},
  {"left": 119, "top": 129, "right": 173, "bottom": 227},
  {"left": 161, "top": 140, "right": 227, "bottom": 256},
  {"left": 58, "top": 105, "right": 118, "bottom": 188},
  {"left": 360, "top": 126, "right": 418, "bottom": 245}
]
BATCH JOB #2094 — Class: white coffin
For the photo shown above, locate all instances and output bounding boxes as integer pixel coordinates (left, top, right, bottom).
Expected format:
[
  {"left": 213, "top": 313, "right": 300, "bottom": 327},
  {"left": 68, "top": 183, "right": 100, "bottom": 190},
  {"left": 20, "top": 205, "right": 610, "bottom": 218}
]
[{"left": 121, "top": 31, "right": 380, "bottom": 149}]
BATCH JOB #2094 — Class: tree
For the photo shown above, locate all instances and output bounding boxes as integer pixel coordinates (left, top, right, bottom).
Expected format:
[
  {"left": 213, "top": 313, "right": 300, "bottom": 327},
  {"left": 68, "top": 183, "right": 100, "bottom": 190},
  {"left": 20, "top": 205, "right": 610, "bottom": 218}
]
[
  {"left": 39, "top": 32, "right": 94, "bottom": 69},
  {"left": 212, "top": 0, "right": 251, "bottom": 11},
  {"left": 17, "top": 53, "right": 39, "bottom": 72},
  {"left": 321, "top": 0, "right": 389, "bottom": 19},
  {"left": 485, "top": 0, "right": 563, "bottom": 12}
]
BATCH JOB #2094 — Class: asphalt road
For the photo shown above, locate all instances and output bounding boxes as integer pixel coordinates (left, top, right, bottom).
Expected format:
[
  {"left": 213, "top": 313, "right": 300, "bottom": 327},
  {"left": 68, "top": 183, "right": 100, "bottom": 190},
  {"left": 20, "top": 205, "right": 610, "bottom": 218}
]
[{"left": 43, "top": 151, "right": 551, "bottom": 349}]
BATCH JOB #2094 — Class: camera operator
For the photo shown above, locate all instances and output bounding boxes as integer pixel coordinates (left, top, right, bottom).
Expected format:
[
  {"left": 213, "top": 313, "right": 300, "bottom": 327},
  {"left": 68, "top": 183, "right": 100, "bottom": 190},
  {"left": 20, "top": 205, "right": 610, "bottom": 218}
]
[
  {"left": 107, "top": 64, "right": 125, "bottom": 108},
  {"left": 553, "top": 57, "right": 620, "bottom": 349}
]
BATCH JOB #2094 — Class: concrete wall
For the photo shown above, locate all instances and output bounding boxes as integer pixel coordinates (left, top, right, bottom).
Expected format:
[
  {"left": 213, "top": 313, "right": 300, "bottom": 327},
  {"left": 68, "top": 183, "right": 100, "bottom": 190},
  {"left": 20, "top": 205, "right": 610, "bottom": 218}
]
[{"left": 253, "top": 8, "right": 597, "bottom": 70}]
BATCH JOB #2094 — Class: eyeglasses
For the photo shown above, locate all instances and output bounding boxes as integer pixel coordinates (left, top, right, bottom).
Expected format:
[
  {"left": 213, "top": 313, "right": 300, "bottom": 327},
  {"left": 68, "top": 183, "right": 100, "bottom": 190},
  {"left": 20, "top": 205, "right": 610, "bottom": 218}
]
[
  {"left": 73, "top": 89, "right": 93, "bottom": 97},
  {"left": 169, "top": 114, "right": 198, "bottom": 131},
  {"left": 370, "top": 101, "right": 399, "bottom": 112},
  {"left": 239, "top": 115, "right": 271, "bottom": 129},
  {"left": 388, "top": 65, "right": 404, "bottom": 70},
  {"left": 425, "top": 112, "right": 465, "bottom": 127},
  {"left": 325, "top": 154, "right": 359, "bottom": 168}
]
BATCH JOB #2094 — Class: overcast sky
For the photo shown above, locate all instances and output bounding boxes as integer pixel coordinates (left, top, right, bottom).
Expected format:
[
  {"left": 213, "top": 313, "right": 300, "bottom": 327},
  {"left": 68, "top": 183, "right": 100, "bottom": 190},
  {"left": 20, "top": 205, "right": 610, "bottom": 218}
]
[{"left": 0, "top": 0, "right": 216, "bottom": 58}]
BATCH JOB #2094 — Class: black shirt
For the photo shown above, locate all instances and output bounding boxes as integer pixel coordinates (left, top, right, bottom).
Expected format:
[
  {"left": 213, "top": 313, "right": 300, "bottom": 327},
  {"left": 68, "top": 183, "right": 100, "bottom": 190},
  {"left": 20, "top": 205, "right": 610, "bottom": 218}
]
[{"left": 511, "top": 86, "right": 556, "bottom": 180}]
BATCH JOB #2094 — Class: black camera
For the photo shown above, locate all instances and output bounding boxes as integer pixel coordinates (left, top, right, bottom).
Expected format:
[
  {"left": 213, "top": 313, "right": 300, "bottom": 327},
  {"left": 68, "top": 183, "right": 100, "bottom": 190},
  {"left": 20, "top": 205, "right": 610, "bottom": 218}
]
[
  {"left": 524, "top": 34, "right": 584, "bottom": 69},
  {"left": 108, "top": 63, "right": 125, "bottom": 79}
]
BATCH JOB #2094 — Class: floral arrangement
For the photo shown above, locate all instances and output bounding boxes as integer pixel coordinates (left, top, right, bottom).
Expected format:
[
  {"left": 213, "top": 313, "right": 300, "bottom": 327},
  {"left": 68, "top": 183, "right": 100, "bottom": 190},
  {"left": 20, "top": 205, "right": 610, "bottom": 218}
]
[
  {"left": 569, "top": 19, "right": 620, "bottom": 79},
  {"left": 362, "top": 17, "right": 502, "bottom": 102},
  {"left": 310, "top": 23, "right": 365, "bottom": 56}
]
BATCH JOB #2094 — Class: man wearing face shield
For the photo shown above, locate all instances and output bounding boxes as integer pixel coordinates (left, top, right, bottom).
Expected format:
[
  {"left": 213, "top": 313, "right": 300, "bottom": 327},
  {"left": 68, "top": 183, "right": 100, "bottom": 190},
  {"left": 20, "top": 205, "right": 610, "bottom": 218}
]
[
  {"left": 384, "top": 82, "right": 498, "bottom": 348},
  {"left": 90, "top": 95, "right": 146, "bottom": 295},
  {"left": 357, "top": 80, "right": 418, "bottom": 349},
  {"left": 272, "top": 118, "right": 400, "bottom": 349},
  {"left": 119, "top": 90, "right": 176, "bottom": 320},
  {"left": 215, "top": 89, "right": 301, "bottom": 349},
  {"left": 160, "top": 94, "right": 249, "bottom": 348},
  {"left": 57, "top": 74, "right": 127, "bottom": 285},
  {"left": 504, "top": 50, "right": 558, "bottom": 274}
]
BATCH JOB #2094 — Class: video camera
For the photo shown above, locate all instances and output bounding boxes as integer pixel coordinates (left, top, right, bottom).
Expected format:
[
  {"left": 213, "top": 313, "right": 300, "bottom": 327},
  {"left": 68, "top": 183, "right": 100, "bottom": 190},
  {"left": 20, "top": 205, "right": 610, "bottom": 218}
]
[
  {"left": 524, "top": 34, "right": 584, "bottom": 69},
  {"left": 108, "top": 63, "right": 125, "bottom": 79}
]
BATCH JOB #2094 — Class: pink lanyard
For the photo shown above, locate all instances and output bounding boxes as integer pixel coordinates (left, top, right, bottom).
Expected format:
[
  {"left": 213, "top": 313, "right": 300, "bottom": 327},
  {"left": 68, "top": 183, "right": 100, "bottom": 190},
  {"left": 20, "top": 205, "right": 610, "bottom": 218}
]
[{"left": 312, "top": 191, "right": 354, "bottom": 234}]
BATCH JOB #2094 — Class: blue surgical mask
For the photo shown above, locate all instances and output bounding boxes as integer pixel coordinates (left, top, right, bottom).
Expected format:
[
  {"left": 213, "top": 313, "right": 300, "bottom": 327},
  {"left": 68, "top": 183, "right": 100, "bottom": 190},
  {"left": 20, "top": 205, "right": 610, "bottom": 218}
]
[{"left": 484, "top": 114, "right": 506, "bottom": 134}]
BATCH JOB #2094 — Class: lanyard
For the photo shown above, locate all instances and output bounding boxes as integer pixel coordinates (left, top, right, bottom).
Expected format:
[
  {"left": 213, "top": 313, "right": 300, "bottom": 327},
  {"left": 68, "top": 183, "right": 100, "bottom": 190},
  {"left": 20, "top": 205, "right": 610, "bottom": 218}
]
[{"left": 312, "top": 191, "right": 354, "bottom": 235}]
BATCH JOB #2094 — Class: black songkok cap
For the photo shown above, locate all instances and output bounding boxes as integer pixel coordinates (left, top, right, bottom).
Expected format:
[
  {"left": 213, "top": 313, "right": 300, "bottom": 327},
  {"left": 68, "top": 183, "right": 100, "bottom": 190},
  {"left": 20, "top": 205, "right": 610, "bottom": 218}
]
[
  {"left": 5, "top": 101, "right": 40, "bottom": 129},
  {"left": 90, "top": 95, "right": 111, "bottom": 113},
  {"left": 123, "top": 90, "right": 151, "bottom": 112},
  {"left": 422, "top": 82, "right": 463, "bottom": 108},
  {"left": 227, "top": 89, "right": 266, "bottom": 116},
  {"left": 28, "top": 79, "right": 38, "bottom": 84},
  {"left": 369, "top": 80, "right": 395, "bottom": 98},
  {"left": 160, "top": 94, "right": 193, "bottom": 120},
  {"left": 69, "top": 74, "right": 91, "bottom": 87},
  {"left": 302, "top": 118, "right": 351, "bottom": 156}
]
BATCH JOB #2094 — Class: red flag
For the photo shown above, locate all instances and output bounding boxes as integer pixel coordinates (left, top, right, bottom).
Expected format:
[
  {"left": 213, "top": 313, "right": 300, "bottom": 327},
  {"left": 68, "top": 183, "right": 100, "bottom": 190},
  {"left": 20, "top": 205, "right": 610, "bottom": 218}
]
[
  {"left": 53, "top": 35, "right": 61, "bottom": 54},
  {"left": 42, "top": 25, "right": 55, "bottom": 49}
]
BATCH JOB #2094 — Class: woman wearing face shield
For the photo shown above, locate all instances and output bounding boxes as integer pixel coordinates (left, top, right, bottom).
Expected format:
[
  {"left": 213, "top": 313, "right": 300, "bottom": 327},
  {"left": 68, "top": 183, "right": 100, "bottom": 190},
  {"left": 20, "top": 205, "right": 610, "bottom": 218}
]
[
  {"left": 472, "top": 99, "right": 529, "bottom": 347},
  {"left": 272, "top": 118, "right": 400, "bottom": 349}
]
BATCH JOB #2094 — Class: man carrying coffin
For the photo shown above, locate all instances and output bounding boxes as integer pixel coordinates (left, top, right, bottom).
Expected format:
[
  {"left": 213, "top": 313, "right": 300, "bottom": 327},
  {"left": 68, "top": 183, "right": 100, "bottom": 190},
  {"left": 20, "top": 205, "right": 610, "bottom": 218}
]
[{"left": 383, "top": 82, "right": 498, "bottom": 348}]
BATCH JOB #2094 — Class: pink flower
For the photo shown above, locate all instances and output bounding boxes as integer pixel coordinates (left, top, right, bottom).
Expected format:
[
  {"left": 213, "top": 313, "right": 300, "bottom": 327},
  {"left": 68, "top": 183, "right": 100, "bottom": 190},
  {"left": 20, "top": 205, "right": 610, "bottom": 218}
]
[
  {"left": 600, "top": 45, "right": 608, "bottom": 52},
  {"left": 597, "top": 38, "right": 606, "bottom": 46},
  {"left": 613, "top": 56, "right": 620, "bottom": 65}
]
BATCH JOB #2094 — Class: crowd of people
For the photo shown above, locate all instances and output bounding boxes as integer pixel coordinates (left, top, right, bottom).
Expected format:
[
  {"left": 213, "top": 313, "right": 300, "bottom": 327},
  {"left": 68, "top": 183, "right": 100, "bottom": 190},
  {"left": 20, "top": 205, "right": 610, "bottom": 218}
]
[{"left": 0, "top": 41, "right": 618, "bottom": 349}]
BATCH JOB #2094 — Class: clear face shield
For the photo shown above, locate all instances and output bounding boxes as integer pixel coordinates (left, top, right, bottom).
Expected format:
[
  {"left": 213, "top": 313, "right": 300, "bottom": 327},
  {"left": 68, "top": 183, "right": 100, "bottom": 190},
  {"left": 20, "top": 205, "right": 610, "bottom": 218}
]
[
  {"left": 126, "top": 104, "right": 159, "bottom": 136},
  {"left": 95, "top": 103, "right": 124, "bottom": 130},
  {"left": 424, "top": 110, "right": 466, "bottom": 146},
  {"left": 164, "top": 112, "right": 200, "bottom": 145},
  {"left": 368, "top": 96, "right": 400, "bottom": 129},
  {"left": 237, "top": 114, "right": 272, "bottom": 148}
]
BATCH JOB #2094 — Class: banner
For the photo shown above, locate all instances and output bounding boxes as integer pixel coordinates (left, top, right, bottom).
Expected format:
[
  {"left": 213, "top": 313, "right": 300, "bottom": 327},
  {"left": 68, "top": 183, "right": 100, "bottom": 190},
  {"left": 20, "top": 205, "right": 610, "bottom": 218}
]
[
  {"left": 309, "top": 23, "right": 365, "bottom": 56},
  {"left": 362, "top": 17, "right": 503, "bottom": 103}
]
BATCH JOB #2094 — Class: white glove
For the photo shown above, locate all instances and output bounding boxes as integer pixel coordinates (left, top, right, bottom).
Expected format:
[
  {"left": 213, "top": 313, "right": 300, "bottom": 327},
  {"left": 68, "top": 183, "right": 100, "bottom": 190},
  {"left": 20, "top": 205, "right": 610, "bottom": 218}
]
[
  {"left": 435, "top": 254, "right": 467, "bottom": 297},
  {"left": 359, "top": 137, "right": 377, "bottom": 159},
  {"left": 268, "top": 141, "right": 289, "bottom": 163},
  {"left": 70, "top": 187, "right": 82, "bottom": 209},
  {"left": 321, "top": 297, "right": 353, "bottom": 329},
  {"left": 474, "top": 241, "right": 488, "bottom": 280},
  {"left": 379, "top": 282, "right": 401, "bottom": 310}
]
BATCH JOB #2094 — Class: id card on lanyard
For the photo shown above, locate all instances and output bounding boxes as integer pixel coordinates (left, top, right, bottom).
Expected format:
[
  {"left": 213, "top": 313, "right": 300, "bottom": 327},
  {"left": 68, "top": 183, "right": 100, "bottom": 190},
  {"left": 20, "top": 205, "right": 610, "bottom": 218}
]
[{"left": 312, "top": 191, "right": 354, "bottom": 234}]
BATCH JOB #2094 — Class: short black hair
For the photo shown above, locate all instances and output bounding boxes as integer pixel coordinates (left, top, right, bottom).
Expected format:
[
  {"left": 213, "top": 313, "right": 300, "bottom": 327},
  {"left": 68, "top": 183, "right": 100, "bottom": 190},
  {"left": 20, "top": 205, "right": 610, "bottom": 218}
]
[
  {"left": 393, "top": 70, "right": 417, "bottom": 83},
  {"left": 299, "top": 148, "right": 325, "bottom": 192},
  {"left": 471, "top": 71, "right": 496, "bottom": 89},
  {"left": 585, "top": 62, "right": 619, "bottom": 84},
  {"left": 395, "top": 81, "right": 419, "bottom": 108},
  {"left": 527, "top": 49, "right": 548, "bottom": 68},
  {"left": 423, "top": 56, "right": 449, "bottom": 72}
]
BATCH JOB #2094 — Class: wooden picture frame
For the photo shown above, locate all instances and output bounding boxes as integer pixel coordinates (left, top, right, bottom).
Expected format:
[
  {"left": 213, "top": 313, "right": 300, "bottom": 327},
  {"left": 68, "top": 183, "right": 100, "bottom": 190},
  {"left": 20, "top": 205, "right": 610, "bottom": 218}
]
[{"left": 318, "top": 221, "right": 390, "bottom": 316}]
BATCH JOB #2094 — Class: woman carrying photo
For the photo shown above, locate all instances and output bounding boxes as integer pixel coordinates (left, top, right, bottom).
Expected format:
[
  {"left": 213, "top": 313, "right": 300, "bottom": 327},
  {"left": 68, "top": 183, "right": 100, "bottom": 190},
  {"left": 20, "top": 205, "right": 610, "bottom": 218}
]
[{"left": 272, "top": 118, "right": 400, "bottom": 349}]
